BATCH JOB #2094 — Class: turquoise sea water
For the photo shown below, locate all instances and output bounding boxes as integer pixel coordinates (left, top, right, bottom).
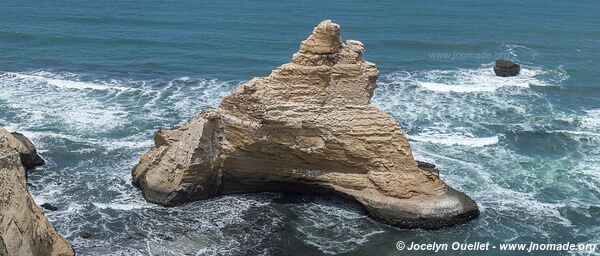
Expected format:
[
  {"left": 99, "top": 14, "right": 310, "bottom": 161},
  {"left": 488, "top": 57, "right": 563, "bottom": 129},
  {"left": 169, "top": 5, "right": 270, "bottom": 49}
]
[{"left": 1, "top": 1, "right": 600, "bottom": 255}]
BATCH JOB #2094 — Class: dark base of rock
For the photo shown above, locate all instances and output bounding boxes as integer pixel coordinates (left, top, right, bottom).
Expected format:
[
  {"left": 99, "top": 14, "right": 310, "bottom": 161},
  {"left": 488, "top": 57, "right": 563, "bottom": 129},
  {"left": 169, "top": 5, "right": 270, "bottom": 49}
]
[
  {"left": 364, "top": 186, "right": 480, "bottom": 229},
  {"left": 493, "top": 59, "right": 520, "bottom": 77},
  {"left": 137, "top": 168, "right": 480, "bottom": 229}
]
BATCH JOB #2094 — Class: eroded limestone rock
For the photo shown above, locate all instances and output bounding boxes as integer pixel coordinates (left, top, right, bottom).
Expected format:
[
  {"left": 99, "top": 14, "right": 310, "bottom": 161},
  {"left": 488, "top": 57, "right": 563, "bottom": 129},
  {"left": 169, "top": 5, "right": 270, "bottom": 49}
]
[
  {"left": 132, "top": 20, "right": 479, "bottom": 228},
  {"left": 0, "top": 128, "right": 74, "bottom": 256}
]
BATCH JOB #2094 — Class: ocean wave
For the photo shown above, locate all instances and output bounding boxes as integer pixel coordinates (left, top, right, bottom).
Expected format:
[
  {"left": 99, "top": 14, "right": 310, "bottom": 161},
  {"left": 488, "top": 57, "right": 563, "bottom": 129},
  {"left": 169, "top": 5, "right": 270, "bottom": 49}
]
[
  {"left": 0, "top": 70, "right": 237, "bottom": 137},
  {"left": 92, "top": 202, "right": 154, "bottom": 211},
  {"left": 1, "top": 71, "right": 131, "bottom": 91},
  {"left": 480, "top": 188, "right": 575, "bottom": 229},
  {"left": 548, "top": 129, "right": 600, "bottom": 138},
  {"left": 381, "top": 64, "right": 567, "bottom": 93},
  {"left": 581, "top": 109, "right": 600, "bottom": 130},
  {"left": 289, "top": 197, "right": 384, "bottom": 255},
  {"left": 409, "top": 132, "right": 499, "bottom": 147},
  {"left": 0, "top": 128, "right": 154, "bottom": 155},
  {"left": 503, "top": 43, "right": 539, "bottom": 60}
]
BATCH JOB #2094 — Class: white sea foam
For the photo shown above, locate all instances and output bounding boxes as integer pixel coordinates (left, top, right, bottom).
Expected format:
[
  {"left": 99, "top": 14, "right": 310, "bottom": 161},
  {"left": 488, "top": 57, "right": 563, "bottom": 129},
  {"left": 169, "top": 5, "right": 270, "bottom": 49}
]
[
  {"left": 482, "top": 189, "right": 575, "bottom": 229},
  {"left": 418, "top": 67, "right": 548, "bottom": 92},
  {"left": 0, "top": 70, "right": 237, "bottom": 136},
  {"left": 290, "top": 197, "right": 384, "bottom": 255},
  {"left": 410, "top": 131, "right": 499, "bottom": 147},
  {"left": 138, "top": 193, "right": 281, "bottom": 255},
  {"left": 3, "top": 72, "right": 130, "bottom": 91},
  {"left": 504, "top": 44, "right": 538, "bottom": 60},
  {"left": 92, "top": 202, "right": 152, "bottom": 211},
  {"left": 581, "top": 109, "right": 600, "bottom": 130},
  {"left": 549, "top": 130, "right": 600, "bottom": 138},
  {"left": 382, "top": 64, "right": 566, "bottom": 93}
]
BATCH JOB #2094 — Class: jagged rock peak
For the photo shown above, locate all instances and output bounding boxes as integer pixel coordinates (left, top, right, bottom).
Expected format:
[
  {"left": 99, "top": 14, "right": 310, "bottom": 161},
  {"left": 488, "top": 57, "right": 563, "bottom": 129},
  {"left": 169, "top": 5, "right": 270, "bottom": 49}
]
[
  {"left": 299, "top": 20, "right": 341, "bottom": 55},
  {"left": 292, "top": 20, "right": 365, "bottom": 66}
]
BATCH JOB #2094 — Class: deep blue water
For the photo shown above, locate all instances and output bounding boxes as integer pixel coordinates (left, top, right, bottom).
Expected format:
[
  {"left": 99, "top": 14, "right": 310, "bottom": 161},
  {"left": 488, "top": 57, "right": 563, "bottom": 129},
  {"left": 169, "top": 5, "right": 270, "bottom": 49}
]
[{"left": 1, "top": 1, "right": 600, "bottom": 255}]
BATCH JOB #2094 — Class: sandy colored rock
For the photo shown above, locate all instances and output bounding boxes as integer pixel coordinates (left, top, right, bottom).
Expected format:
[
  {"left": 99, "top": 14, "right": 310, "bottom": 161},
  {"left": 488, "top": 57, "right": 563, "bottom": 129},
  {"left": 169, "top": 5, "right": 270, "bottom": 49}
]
[
  {"left": 0, "top": 128, "right": 74, "bottom": 256},
  {"left": 132, "top": 20, "right": 479, "bottom": 228}
]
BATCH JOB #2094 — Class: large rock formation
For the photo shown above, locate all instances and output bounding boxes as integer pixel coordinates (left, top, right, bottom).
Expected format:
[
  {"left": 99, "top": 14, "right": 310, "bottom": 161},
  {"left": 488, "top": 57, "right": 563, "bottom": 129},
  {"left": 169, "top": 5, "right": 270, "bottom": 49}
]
[
  {"left": 0, "top": 128, "right": 74, "bottom": 256},
  {"left": 132, "top": 20, "right": 479, "bottom": 228}
]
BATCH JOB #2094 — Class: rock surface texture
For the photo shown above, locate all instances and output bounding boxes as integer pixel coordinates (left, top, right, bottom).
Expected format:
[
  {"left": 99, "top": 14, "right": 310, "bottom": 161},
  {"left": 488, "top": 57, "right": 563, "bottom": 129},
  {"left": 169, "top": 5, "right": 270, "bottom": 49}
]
[
  {"left": 493, "top": 59, "right": 520, "bottom": 77},
  {"left": 132, "top": 20, "right": 479, "bottom": 229},
  {"left": 0, "top": 128, "right": 74, "bottom": 256}
]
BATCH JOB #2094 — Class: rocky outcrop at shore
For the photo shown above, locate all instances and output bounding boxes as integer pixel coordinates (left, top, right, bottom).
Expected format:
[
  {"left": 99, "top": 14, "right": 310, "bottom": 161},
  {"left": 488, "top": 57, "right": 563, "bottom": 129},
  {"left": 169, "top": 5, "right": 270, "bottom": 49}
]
[
  {"left": 132, "top": 20, "right": 479, "bottom": 228},
  {"left": 493, "top": 59, "right": 520, "bottom": 77},
  {"left": 9, "top": 132, "right": 45, "bottom": 169},
  {"left": 0, "top": 128, "right": 74, "bottom": 256}
]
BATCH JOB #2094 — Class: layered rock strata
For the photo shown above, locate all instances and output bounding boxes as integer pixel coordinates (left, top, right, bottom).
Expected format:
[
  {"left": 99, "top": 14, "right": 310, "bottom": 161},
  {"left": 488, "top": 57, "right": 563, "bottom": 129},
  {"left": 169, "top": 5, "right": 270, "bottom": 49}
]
[
  {"left": 132, "top": 20, "right": 479, "bottom": 228},
  {"left": 0, "top": 128, "right": 74, "bottom": 256}
]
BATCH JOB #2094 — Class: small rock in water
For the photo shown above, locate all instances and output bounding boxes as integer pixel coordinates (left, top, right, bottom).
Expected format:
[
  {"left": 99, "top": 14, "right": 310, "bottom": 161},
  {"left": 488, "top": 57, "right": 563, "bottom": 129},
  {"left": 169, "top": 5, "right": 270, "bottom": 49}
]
[
  {"left": 40, "top": 203, "right": 58, "bottom": 211},
  {"left": 156, "top": 233, "right": 174, "bottom": 242},
  {"left": 493, "top": 59, "right": 520, "bottom": 77},
  {"left": 80, "top": 231, "right": 93, "bottom": 239}
]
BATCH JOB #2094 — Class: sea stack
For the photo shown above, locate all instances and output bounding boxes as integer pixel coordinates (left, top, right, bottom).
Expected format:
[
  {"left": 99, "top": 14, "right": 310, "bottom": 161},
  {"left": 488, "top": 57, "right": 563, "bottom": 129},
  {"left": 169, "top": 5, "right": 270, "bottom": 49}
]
[
  {"left": 0, "top": 128, "right": 74, "bottom": 256},
  {"left": 493, "top": 59, "right": 520, "bottom": 77},
  {"left": 132, "top": 20, "right": 479, "bottom": 229}
]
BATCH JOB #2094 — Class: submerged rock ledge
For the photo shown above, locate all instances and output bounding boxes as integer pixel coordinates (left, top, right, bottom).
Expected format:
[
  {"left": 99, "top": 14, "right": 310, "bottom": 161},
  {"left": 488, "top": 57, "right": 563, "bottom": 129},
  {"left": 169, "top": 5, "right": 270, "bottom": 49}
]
[
  {"left": 0, "top": 128, "right": 74, "bottom": 256},
  {"left": 132, "top": 20, "right": 479, "bottom": 229}
]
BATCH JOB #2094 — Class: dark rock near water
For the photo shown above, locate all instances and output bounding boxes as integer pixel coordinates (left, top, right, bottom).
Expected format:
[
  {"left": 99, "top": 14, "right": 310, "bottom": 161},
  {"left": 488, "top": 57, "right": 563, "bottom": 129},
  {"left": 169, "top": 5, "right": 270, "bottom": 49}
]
[
  {"left": 493, "top": 59, "right": 520, "bottom": 77},
  {"left": 156, "top": 233, "right": 174, "bottom": 242},
  {"left": 80, "top": 231, "right": 93, "bottom": 239},
  {"left": 416, "top": 160, "right": 436, "bottom": 170},
  {"left": 40, "top": 203, "right": 59, "bottom": 211},
  {"left": 10, "top": 132, "right": 45, "bottom": 169}
]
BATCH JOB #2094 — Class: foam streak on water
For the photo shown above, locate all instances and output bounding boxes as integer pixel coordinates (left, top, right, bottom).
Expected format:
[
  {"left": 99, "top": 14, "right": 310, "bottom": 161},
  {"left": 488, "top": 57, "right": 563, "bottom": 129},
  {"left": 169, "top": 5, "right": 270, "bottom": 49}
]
[{"left": 409, "top": 131, "right": 499, "bottom": 147}]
